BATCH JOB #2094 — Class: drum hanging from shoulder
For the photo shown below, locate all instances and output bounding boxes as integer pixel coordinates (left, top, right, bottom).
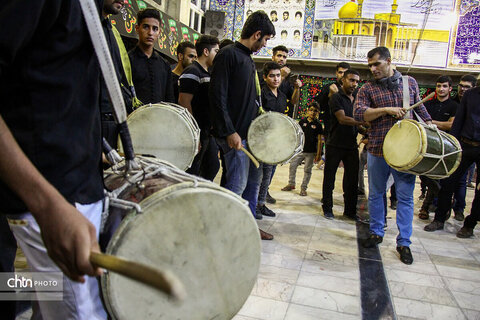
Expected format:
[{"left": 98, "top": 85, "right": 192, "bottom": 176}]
[
  {"left": 383, "top": 119, "right": 462, "bottom": 179},
  {"left": 247, "top": 112, "right": 304, "bottom": 165},
  {"left": 118, "top": 103, "right": 200, "bottom": 170},
  {"left": 101, "top": 156, "right": 260, "bottom": 320}
]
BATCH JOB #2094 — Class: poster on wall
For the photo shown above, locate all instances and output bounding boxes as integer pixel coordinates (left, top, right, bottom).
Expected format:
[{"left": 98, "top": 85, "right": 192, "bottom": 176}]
[
  {"left": 448, "top": 0, "right": 480, "bottom": 69},
  {"left": 312, "top": 0, "right": 456, "bottom": 68},
  {"left": 243, "top": 0, "right": 307, "bottom": 50}
]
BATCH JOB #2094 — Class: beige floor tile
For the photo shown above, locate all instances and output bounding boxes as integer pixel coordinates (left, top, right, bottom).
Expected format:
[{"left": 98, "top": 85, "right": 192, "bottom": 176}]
[
  {"left": 388, "top": 281, "right": 457, "bottom": 306},
  {"left": 284, "top": 303, "right": 360, "bottom": 320},
  {"left": 393, "top": 297, "right": 466, "bottom": 320},
  {"left": 291, "top": 286, "right": 360, "bottom": 315},
  {"left": 237, "top": 296, "right": 289, "bottom": 320}
]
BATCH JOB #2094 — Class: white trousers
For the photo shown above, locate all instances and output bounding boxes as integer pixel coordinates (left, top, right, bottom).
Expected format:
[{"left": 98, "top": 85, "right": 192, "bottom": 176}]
[{"left": 8, "top": 201, "right": 107, "bottom": 320}]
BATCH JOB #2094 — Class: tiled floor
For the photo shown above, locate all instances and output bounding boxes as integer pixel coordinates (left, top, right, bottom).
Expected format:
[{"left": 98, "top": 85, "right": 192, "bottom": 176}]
[{"left": 16, "top": 163, "right": 480, "bottom": 320}]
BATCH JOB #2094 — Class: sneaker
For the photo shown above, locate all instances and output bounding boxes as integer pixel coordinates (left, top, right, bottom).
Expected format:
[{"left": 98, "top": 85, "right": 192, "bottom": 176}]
[
  {"left": 255, "top": 206, "right": 263, "bottom": 220},
  {"left": 390, "top": 200, "right": 397, "bottom": 210},
  {"left": 281, "top": 185, "right": 295, "bottom": 191},
  {"left": 259, "top": 228, "right": 274, "bottom": 240},
  {"left": 418, "top": 193, "right": 426, "bottom": 200},
  {"left": 454, "top": 211, "right": 465, "bottom": 221},
  {"left": 324, "top": 211, "right": 334, "bottom": 219},
  {"left": 362, "top": 234, "right": 383, "bottom": 248},
  {"left": 396, "top": 246, "right": 413, "bottom": 265},
  {"left": 266, "top": 192, "right": 276, "bottom": 204},
  {"left": 424, "top": 220, "right": 444, "bottom": 232},
  {"left": 259, "top": 205, "right": 276, "bottom": 217},
  {"left": 457, "top": 226, "right": 474, "bottom": 238},
  {"left": 299, "top": 189, "right": 307, "bottom": 196}
]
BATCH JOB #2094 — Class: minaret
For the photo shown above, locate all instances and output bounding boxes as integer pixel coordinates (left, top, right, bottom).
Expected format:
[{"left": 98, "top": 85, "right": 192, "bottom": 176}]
[
  {"left": 391, "top": 0, "right": 398, "bottom": 14},
  {"left": 357, "top": 0, "right": 364, "bottom": 18}
]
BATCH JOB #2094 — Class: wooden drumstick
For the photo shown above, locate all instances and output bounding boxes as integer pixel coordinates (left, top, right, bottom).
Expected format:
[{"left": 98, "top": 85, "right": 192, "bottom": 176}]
[
  {"left": 240, "top": 147, "right": 260, "bottom": 168},
  {"left": 90, "top": 252, "right": 186, "bottom": 300},
  {"left": 403, "top": 92, "right": 435, "bottom": 111}
]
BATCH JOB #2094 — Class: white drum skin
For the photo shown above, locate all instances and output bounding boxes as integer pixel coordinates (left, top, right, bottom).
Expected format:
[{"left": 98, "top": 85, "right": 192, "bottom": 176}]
[
  {"left": 247, "top": 112, "right": 304, "bottom": 165},
  {"left": 102, "top": 157, "right": 261, "bottom": 320},
  {"left": 118, "top": 103, "right": 200, "bottom": 170}
]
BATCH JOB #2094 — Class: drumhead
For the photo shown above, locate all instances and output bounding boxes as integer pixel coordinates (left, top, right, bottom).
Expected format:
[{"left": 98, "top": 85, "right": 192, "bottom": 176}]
[
  {"left": 118, "top": 104, "right": 200, "bottom": 170},
  {"left": 102, "top": 182, "right": 261, "bottom": 320},
  {"left": 248, "top": 112, "right": 304, "bottom": 164},
  {"left": 383, "top": 120, "right": 426, "bottom": 170}
]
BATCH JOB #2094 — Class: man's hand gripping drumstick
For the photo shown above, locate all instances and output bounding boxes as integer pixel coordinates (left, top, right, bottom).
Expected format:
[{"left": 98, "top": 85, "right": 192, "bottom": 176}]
[{"left": 226, "top": 132, "right": 260, "bottom": 168}]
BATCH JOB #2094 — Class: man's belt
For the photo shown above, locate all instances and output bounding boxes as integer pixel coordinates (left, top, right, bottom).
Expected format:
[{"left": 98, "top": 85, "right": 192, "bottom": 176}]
[{"left": 461, "top": 137, "right": 480, "bottom": 147}]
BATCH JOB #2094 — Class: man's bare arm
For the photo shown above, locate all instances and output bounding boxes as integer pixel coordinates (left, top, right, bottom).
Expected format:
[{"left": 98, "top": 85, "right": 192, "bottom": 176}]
[{"left": 178, "top": 92, "right": 194, "bottom": 114}]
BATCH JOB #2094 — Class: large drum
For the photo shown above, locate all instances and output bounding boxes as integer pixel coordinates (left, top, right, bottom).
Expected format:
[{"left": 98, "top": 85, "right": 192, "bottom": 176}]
[
  {"left": 118, "top": 103, "right": 200, "bottom": 170},
  {"left": 247, "top": 112, "right": 304, "bottom": 165},
  {"left": 101, "top": 156, "right": 260, "bottom": 320},
  {"left": 383, "top": 119, "right": 462, "bottom": 179}
]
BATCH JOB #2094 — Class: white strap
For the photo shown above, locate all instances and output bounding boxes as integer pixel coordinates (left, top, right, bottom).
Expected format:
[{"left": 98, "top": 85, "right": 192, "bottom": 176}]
[
  {"left": 402, "top": 75, "right": 412, "bottom": 119},
  {"left": 78, "top": 0, "right": 127, "bottom": 124}
]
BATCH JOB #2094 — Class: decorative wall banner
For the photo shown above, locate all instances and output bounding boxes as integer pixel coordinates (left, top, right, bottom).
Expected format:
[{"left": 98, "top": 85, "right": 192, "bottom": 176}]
[
  {"left": 449, "top": 0, "right": 480, "bottom": 69},
  {"left": 111, "top": 0, "right": 200, "bottom": 60}
]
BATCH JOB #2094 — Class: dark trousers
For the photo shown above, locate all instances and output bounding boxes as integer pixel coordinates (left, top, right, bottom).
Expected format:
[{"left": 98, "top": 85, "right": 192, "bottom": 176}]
[
  {"left": 322, "top": 145, "right": 359, "bottom": 216},
  {"left": 419, "top": 176, "right": 440, "bottom": 210},
  {"left": 101, "top": 119, "right": 119, "bottom": 150},
  {"left": 187, "top": 135, "right": 220, "bottom": 181},
  {"left": 434, "top": 142, "right": 480, "bottom": 227}
]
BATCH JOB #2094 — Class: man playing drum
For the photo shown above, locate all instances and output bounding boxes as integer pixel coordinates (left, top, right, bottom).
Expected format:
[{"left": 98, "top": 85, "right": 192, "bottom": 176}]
[
  {"left": 425, "top": 79, "right": 480, "bottom": 238},
  {"left": 354, "top": 47, "right": 432, "bottom": 265},
  {"left": 209, "top": 11, "right": 275, "bottom": 240}
]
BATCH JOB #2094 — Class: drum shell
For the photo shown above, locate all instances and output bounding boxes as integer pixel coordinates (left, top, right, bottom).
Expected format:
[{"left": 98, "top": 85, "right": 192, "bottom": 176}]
[
  {"left": 247, "top": 112, "right": 304, "bottom": 165},
  {"left": 383, "top": 120, "right": 462, "bottom": 179},
  {"left": 101, "top": 157, "right": 261, "bottom": 320}
]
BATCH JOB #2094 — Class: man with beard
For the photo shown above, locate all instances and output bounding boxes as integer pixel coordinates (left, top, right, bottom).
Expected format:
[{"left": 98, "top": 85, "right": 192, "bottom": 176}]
[
  {"left": 354, "top": 47, "right": 432, "bottom": 265},
  {"left": 172, "top": 41, "right": 197, "bottom": 103},
  {"left": 209, "top": 11, "right": 275, "bottom": 240}
]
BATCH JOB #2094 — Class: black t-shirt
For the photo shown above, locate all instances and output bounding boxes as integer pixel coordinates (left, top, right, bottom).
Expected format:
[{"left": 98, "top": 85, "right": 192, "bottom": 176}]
[
  {"left": 172, "top": 71, "right": 180, "bottom": 104},
  {"left": 314, "top": 80, "right": 342, "bottom": 135},
  {"left": 424, "top": 98, "right": 458, "bottom": 122},
  {"left": 299, "top": 118, "right": 323, "bottom": 153},
  {"left": 0, "top": 0, "right": 104, "bottom": 213},
  {"left": 179, "top": 61, "right": 211, "bottom": 133},
  {"left": 129, "top": 46, "right": 174, "bottom": 104},
  {"left": 258, "top": 70, "right": 294, "bottom": 100},
  {"left": 328, "top": 90, "right": 358, "bottom": 150},
  {"left": 261, "top": 85, "right": 287, "bottom": 113}
]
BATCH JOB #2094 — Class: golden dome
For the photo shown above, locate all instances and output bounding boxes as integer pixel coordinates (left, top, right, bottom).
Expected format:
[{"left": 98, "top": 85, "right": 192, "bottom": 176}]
[{"left": 338, "top": 0, "right": 358, "bottom": 19}]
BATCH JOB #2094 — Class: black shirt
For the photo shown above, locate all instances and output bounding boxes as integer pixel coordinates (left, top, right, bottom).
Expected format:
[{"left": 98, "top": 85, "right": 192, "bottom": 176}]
[
  {"left": 299, "top": 118, "right": 323, "bottom": 153},
  {"left": 424, "top": 98, "right": 458, "bottom": 122},
  {"left": 129, "top": 46, "right": 174, "bottom": 104},
  {"left": 451, "top": 87, "right": 480, "bottom": 141},
  {"left": 209, "top": 42, "right": 258, "bottom": 139},
  {"left": 261, "top": 85, "right": 287, "bottom": 113},
  {"left": 0, "top": 0, "right": 104, "bottom": 213},
  {"left": 258, "top": 71, "right": 295, "bottom": 100},
  {"left": 179, "top": 61, "right": 211, "bottom": 133},
  {"left": 328, "top": 90, "right": 358, "bottom": 150},
  {"left": 172, "top": 71, "right": 180, "bottom": 104},
  {"left": 314, "top": 80, "right": 342, "bottom": 135}
]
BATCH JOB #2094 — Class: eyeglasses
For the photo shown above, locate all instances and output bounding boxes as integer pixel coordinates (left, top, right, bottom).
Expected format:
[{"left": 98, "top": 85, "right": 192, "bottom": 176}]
[{"left": 458, "top": 84, "right": 473, "bottom": 89}]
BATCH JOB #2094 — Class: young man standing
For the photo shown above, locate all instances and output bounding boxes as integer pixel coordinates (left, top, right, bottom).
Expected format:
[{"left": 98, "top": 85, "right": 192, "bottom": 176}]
[
  {"left": 282, "top": 102, "right": 323, "bottom": 196},
  {"left": 209, "top": 11, "right": 275, "bottom": 240},
  {"left": 354, "top": 47, "right": 432, "bottom": 265},
  {"left": 322, "top": 69, "right": 364, "bottom": 220},
  {"left": 256, "top": 62, "right": 287, "bottom": 219},
  {"left": 178, "top": 35, "right": 220, "bottom": 180},
  {"left": 418, "top": 76, "right": 458, "bottom": 220},
  {"left": 129, "top": 8, "right": 174, "bottom": 104},
  {"left": 172, "top": 41, "right": 197, "bottom": 103},
  {"left": 454, "top": 74, "right": 476, "bottom": 103}
]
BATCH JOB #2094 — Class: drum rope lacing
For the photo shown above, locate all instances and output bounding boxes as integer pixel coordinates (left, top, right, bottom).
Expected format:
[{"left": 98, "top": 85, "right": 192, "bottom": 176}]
[{"left": 394, "top": 121, "right": 462, "bottom": 179}]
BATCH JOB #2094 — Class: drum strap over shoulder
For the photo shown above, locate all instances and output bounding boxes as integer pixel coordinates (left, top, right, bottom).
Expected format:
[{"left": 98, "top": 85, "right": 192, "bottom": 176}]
[
  {"left": 402, "top": 75, "right": 411, "bottom": 118},
  {"left": 254, "top": 72, "right": 265, "bottom": 115}
]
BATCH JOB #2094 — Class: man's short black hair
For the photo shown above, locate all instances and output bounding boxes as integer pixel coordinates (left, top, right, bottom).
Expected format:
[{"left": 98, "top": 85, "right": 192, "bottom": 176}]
[
  {"left": 219, "top": 38, "right": 234, "bottom": 49},
  {"left": 294, "top": 30, "right": 300, "bottom": 35},
  {"left": 336, "top": 62, "right": 351, "bottom": 71},
  {"left": 263, "top": 61, "right": 282, "bottom": 77},
  {"left": 295, "top": 11, "right": 302, "bottom": 17},
  {"left": 176, "top": 41, "right": 195, "bottom": 57},
  {"left": 273, "top": 45, "right": 288, "bottom": 56},
  {"left": 309, "top": 100, "right": 320, "bottom": 111},
  {"left": 241, "top": 11, "right": 276, "bottom": 39},
  {"left": 367, "top": 46, "right": 391, "bottom": 60},
  {"left": 343, "top": 69, "right": 360, "bottom": 78},
  {"left": 137, "top": 8, "right": 160, "bottom": 25},
  {"left": 281, "top": 30, "right": 288, "bottom": 35},
  {"left": 271, "top": 10, "right": 277, "bottom": 15},
  {"left": 195, "top": 35, "right": 219, "bottom": 57},
  {"left": 436, "top": 75, "right": 453, "bottom": 87},
  {"left": 460, "top": 74, "right": 477, "bottom": 87}
]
